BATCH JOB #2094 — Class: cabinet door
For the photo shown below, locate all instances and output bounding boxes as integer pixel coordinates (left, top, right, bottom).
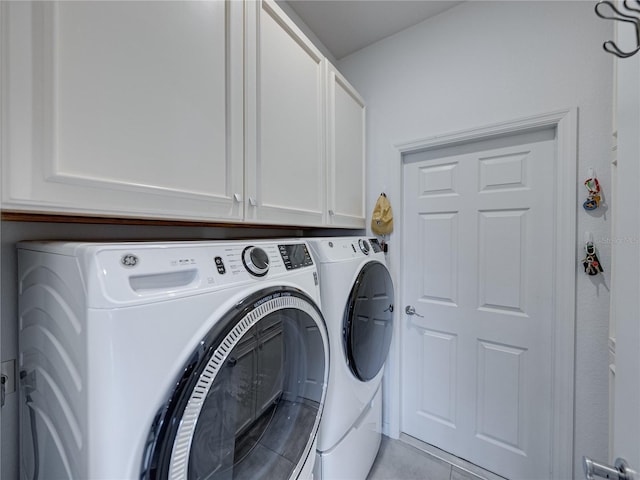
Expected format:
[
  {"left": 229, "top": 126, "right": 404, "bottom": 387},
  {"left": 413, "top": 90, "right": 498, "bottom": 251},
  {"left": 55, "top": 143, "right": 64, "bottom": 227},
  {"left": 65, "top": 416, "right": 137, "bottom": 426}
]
[
  {"left": 2, "top": 1, "right": 243, "bottom": 222},
  {"left": 245, "top": 0, "right": 326, "bottom": 227},
  {"left": 326, "top": 64, "right": 366, "bottom": 228}
]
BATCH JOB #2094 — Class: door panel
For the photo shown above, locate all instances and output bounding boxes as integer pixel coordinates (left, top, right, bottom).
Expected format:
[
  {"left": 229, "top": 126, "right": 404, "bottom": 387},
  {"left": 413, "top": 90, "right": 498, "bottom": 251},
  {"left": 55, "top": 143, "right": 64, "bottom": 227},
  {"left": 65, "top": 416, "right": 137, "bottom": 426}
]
[
  {"left": 419, "top": 213, "right": 459, "bottom": 305},
  {"left": 478, "top": 209, "right": 527, "bottom": 314},
  {"left": 401, "top": 129, "right": 556, "bottom": 479},
  {"left": 417, "top": 329, "right": 458, "bottom": 427},
  {"left": 476, "top": 341, "right": 526, "bottom": 454}
]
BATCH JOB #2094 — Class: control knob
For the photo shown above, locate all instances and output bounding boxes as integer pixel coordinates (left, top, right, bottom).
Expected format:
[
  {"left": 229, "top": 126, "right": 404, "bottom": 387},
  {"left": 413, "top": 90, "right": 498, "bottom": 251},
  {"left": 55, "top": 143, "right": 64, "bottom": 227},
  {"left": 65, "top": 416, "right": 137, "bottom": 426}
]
[
  {"left": 358, "top": 239, "right": 370, "bottom": 255},
  {"left": 242, "top": 246, "right": 270, "bottom": 277}
]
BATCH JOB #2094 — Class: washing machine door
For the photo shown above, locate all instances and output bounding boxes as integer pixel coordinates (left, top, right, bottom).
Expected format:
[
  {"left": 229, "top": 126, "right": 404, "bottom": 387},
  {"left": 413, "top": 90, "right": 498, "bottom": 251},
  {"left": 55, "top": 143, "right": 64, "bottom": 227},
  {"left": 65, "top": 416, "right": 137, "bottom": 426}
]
[
  {"left": 141, "top": 287, "right": 328, "bottom": 480},
  {"left": 343, "top": 261, "right": 395, "bottom": 382}
]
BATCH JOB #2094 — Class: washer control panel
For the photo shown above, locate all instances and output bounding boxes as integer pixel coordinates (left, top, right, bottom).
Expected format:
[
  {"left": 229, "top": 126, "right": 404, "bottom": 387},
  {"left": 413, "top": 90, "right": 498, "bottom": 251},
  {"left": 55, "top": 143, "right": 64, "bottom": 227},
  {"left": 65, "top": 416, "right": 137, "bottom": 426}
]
[
  {"left": 214, "top": 256, "right": 226, "bottom": 274},
  {"left": 278, "top": 243, "right": 314, "bottom": 270},
  {"left": 242, "top": 246, "right": 270, "bottom": 277},
  {"left": 75, "top": 240, "right": 320, "bottom": 305}
]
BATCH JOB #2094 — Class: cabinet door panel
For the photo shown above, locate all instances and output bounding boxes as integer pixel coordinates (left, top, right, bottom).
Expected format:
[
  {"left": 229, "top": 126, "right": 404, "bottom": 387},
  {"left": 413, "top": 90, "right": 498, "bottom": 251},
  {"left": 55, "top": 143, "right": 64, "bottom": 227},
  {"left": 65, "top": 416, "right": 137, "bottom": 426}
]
[
  {"left": 3, "top": 1, "right": 243, "bottom": 221},
  {"left": 328, "top": 65, "right": 366, "bottom": 228},
  {"left": 246, "top": 0, "right": 325, "bottom": 226},
  {"left": 55, "top": 2, "right": 226, "bottom": 195}
]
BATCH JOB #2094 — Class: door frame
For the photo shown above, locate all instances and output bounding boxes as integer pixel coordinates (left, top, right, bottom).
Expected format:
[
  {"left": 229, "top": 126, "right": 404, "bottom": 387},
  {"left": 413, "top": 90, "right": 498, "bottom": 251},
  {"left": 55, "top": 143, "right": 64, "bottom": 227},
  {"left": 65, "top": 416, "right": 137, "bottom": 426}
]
[{"left": 385, "top": 108, "right": 577, "bottom": 479}]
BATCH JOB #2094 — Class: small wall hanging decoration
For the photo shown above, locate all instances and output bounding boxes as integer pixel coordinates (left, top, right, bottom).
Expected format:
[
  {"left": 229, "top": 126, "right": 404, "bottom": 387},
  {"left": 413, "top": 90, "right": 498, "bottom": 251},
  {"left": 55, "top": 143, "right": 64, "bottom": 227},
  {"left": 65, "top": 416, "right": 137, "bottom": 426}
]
[
  {"left": 371, "top": 193, "right": 393, "bottom": 236},
  {"left": 583, "top": 169, "right": 602, "bottom": 211},
  {"left": 371, "top": 192, "right": 393, "bottom": 252},
  {"left": 582, "top": 241, "right": 604, "bottom": 276}
]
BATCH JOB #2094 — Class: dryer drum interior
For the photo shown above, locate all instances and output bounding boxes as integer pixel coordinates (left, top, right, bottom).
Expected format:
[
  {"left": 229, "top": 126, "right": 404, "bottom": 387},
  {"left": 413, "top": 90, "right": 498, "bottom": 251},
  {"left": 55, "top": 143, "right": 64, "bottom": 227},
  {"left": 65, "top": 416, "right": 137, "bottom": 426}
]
[
  {"left": 343, "top": 261, "right": 395, "bottom": 382},
  {"left": 142, "top": 287, "right": 328, "bottom": 480}
]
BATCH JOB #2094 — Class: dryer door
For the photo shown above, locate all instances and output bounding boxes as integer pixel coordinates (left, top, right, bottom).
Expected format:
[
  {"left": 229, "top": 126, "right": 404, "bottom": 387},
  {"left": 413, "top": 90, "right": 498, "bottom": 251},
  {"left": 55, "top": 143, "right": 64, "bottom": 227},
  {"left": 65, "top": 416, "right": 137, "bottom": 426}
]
[
  {"left": 343, "top": 261, "right": 395, "bottom": 381},
  {"left": 141, "top": 287, "right": 328, "bottom": 480}
]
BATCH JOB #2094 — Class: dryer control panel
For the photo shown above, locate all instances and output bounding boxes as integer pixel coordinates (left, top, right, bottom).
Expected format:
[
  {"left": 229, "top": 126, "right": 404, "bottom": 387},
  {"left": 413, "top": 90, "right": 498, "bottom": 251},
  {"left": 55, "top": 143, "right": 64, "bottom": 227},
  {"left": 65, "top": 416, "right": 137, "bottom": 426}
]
[{"left": 307, "top": 237, "right": 387, "bottom": 264}]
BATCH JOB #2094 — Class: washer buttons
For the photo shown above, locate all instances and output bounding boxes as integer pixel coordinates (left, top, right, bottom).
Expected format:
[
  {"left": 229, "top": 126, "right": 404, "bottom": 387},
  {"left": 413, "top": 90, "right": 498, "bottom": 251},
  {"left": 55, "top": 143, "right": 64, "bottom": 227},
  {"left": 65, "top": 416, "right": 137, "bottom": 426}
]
[{"left": 214, "top": 256, "right": 226, "bottom": 274}]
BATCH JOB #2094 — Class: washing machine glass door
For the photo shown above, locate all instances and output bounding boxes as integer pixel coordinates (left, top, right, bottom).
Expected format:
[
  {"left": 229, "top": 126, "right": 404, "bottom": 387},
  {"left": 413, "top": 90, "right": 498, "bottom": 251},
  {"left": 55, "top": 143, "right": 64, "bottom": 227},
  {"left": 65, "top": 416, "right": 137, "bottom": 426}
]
[
  {"left": 141, "top": 287, "right": 328, "bottom": 480},
  {"left": 343, "top": 262, "right": 395, "bottom": 381}
]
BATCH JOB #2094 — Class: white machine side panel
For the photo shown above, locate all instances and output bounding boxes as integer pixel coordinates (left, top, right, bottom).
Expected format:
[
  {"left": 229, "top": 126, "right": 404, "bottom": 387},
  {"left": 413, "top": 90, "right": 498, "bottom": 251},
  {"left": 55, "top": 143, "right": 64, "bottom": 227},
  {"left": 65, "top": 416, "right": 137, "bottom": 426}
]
[
  {"left": 314, "top": 387, "right": 382, "bottom": 480},
  {"left": 18, "top": 250, "right": 88, "bottom": 479}
]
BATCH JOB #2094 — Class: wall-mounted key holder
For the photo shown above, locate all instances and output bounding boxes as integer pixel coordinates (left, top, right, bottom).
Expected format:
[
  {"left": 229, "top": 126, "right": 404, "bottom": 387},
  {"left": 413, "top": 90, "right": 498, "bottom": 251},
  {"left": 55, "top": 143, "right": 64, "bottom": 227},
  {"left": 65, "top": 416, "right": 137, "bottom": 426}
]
[
  {"left": 583, "top": 168, "right": 602, "bottom": 211},
  {"left": 582, "top": 237, "right": 604, "bottom": 276}
]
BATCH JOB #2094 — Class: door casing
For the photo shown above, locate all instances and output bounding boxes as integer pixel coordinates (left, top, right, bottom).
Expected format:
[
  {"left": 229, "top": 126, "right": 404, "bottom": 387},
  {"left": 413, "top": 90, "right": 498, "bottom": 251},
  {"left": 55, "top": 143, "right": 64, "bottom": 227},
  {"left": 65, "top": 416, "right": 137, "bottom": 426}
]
[{"left": 384, "top": 109, "right": 577, "bottom": 479}]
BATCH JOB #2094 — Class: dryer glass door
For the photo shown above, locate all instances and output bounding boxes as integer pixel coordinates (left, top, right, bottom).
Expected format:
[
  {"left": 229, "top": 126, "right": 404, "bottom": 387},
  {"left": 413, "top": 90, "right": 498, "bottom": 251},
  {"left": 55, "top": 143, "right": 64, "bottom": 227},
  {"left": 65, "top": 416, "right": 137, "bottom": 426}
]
[
  {"left": 141, "top": 287, "right": 328, "bottom": 480},
  {"left": 344, "top": 262, "right": 395, "bottom": 381}
]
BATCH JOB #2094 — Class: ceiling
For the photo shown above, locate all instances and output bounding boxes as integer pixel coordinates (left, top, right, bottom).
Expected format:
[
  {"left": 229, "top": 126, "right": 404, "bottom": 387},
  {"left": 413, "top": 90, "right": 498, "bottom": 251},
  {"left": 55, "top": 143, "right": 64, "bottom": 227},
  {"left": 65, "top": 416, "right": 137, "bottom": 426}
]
[{"left": 284, "top": 1, "right": 464, "bottom": 60}]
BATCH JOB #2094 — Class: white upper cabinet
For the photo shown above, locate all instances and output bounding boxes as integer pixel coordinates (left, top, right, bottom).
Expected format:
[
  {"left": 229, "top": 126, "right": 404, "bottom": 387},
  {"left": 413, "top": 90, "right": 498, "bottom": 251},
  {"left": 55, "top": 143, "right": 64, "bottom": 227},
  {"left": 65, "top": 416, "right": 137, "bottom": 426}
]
[
  {"left": 326, "top": 63, "right": 366, "bottom": 228},
  {"left": 245, "top": 0, "right": 326, "bottom": 226},
  {"left": 2, "top": 1, "right": 244, "bottom": 221},
  {"left": 2, "top": 0, "right": 365, "bottom": 228}
]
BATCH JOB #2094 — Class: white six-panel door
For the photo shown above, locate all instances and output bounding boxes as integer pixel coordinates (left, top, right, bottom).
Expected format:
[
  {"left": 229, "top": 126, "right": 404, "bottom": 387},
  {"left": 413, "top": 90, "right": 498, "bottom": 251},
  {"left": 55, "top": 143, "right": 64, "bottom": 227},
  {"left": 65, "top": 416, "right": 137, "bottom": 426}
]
[{"left": 401, "top": 129, "right": 556, "bottom": 479}]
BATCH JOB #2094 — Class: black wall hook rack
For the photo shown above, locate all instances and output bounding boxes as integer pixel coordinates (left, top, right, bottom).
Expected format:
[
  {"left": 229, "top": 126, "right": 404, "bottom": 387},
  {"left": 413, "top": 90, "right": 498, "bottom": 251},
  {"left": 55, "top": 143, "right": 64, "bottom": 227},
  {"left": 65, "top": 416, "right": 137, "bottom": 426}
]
[{"left": 595, "top": 0, "right": 640, "bottom": 58}]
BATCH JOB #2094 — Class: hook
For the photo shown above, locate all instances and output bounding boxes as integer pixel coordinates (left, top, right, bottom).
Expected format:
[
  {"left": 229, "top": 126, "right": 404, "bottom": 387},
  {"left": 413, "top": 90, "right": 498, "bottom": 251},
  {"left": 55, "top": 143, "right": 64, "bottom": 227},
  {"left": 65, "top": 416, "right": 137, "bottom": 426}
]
[
  {"left": 624, "top": 0, "right": 640, "bottom": 15},
  {"left": 596, "top": 0, "right": 638, "bottom": 21},
  {"left": 584, "top": 231, "right": 594, "bottom": 244},
  {"left": 604, "top": 40, "right": 640, "bottom": 58},
  {"left": 595, "top": 0, "right": 640, "bottom": 58}
]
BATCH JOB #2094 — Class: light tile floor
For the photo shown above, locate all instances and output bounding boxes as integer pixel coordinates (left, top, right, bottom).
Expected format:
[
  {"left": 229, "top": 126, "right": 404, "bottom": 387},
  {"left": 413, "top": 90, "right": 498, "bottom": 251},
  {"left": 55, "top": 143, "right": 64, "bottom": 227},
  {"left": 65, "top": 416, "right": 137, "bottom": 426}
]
[{"left": 367, "top": 435, "right": 507, "bottom": 480}]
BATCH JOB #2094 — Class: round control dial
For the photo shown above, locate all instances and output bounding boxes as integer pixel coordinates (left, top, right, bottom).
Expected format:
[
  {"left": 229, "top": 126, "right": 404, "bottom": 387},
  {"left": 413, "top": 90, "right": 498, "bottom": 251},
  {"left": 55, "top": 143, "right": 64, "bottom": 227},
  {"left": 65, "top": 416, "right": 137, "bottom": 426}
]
[
  {"left": 358, "top": 239, "right": 370, "bottom": 255},
  {"left": 242, "top": 246, "right": 270, "bottom": 277}
]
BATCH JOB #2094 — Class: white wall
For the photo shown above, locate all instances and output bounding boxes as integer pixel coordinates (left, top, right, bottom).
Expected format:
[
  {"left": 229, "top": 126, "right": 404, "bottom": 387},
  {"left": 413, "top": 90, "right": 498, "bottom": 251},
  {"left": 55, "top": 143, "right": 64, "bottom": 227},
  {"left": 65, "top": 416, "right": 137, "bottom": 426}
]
[{"left": 338, "top": 1, "right": 613, "bottom": 477}]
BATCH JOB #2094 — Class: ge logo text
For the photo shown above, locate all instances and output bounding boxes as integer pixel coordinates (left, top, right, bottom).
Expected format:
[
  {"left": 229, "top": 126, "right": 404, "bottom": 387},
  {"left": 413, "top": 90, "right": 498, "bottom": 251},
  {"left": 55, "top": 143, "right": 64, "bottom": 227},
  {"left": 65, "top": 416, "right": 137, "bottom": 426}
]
[{"left": 121, "top": 254, "right": 139, "bottom": 268}]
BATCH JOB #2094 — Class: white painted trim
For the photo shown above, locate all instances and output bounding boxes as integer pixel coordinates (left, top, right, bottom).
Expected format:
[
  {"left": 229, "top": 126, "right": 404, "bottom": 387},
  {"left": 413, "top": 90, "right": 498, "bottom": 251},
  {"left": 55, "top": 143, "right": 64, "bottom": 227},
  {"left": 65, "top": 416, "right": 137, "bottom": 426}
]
[
  {"left": 387, "top": 109, "right": 577, "bottom": 479},
  {"left": 0, "top": 1, "right": 4, "bottom": 475}
]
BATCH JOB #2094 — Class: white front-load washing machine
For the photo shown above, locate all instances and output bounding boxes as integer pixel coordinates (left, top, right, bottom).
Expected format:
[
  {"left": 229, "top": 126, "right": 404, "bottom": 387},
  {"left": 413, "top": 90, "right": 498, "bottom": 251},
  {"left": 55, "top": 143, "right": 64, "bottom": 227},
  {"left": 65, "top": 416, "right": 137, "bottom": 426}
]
[
  {"left": 18, "top": 239, "right": 329, "bottom": 480},
  {"left": 307, "top": 237, "right": 394, "bottom": 480}
]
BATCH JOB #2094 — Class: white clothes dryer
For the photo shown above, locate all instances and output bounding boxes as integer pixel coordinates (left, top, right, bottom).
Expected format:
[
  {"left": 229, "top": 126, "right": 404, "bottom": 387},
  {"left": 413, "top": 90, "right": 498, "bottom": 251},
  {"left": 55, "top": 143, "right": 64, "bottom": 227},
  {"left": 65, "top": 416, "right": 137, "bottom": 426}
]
[
  {"left": 307, "top": 237, "right": 394, "bottom": 480},
  {"left": 17, "top": 239, "right": 329, "bottom": 480}
]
